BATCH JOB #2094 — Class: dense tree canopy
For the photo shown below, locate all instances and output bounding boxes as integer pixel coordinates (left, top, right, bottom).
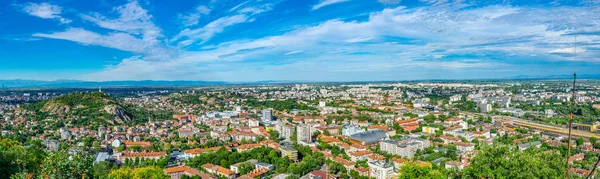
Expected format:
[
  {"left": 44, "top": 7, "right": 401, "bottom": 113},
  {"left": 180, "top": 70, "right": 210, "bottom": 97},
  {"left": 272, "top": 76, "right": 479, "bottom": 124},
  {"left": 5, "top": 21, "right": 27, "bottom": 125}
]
[
  {"left": 107, "top": 166, "right": 169, "bottom": 179},
  {"left": 461, "top": 145, "right": 566, "bottom": 178}
]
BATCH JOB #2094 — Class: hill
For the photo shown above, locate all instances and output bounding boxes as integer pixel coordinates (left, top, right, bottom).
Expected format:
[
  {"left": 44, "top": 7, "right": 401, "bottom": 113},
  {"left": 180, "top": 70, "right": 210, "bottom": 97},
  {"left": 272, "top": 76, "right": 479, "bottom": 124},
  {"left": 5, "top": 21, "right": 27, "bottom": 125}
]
[{"left": 23, "top": 92, "right": 134, "bottom": 125}]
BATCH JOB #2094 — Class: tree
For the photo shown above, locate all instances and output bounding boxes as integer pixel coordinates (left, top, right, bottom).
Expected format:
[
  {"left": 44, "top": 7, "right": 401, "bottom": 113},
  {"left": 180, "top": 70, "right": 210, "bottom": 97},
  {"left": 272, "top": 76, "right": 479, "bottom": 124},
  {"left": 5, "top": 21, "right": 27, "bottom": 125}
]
[
  {"left": 107, "top": 168, "right": 135, "bottom": 179},
  {"left": 94, "top": 161, "right": 116, "bottom": 179},
  {"left": 399, "top": 163, "right": 445, "bottom": 179},
  {"left": 423, "top": 114, "right": 436, "bottom": 123},
  {"left": 238, "top": 162, "right": 255, "bottom": 175},
  {"left": 269, "top": 130, "right": 280, "bottom": 141},
  {"left": 39, "top": 152, "right": 93, "bottom": 179},
  {"left": 135, "top": 167, "right": 170, "bottom": 179},
  {"left": 107, "top": 167, "right": 169, "bottom": 179},
  {"left": 461, "top": 145, "right": 565, "bottom": 178},
  {"left": 577, "top": 138, "right": 584, "bottom": 146}
]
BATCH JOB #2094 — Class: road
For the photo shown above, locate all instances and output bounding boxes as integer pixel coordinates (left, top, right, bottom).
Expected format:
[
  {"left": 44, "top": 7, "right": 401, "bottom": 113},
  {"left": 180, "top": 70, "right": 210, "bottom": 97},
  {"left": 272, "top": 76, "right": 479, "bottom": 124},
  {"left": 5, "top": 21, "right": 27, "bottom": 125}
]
[{"left": 463, "top": 112, "right": 600, "bottom": 139}]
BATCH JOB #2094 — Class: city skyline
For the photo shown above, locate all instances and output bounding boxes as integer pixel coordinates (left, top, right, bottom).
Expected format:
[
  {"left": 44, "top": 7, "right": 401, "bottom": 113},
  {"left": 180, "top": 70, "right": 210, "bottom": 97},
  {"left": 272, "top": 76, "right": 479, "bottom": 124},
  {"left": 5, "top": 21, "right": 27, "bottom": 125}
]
[{"left": 1, "top": 0, "right": 600, "bottom": 81}]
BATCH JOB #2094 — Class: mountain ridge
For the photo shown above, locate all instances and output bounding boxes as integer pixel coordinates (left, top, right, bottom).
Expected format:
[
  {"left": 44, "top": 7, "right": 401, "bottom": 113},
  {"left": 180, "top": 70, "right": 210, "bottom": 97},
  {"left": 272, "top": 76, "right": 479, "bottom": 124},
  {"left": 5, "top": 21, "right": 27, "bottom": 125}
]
[{"left": 2, "top": 73, "right": 599, "bottom": 88}]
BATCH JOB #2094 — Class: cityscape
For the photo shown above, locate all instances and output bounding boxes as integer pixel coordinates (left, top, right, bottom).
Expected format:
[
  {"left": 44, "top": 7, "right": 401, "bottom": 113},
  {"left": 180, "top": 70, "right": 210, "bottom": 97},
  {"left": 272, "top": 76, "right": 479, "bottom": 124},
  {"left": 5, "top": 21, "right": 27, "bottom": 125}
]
[
  {"left": 2, "top": 0, "right": 600, "bottom": 179},
  {"left": 2, "top": 81, "right": 600, "bottom": 178}
]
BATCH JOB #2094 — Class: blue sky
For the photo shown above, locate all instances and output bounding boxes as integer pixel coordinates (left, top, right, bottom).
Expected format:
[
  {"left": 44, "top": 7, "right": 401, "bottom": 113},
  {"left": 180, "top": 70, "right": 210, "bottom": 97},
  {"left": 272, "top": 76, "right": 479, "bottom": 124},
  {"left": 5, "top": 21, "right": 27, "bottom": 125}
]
[{"left": 1, "top": 0, "right": 599, "bottom": 81}]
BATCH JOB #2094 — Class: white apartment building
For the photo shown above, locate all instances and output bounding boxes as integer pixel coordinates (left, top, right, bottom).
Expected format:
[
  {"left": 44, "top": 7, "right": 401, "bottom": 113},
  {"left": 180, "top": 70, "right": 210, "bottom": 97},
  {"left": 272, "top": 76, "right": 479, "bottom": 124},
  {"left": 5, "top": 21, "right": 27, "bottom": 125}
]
[
  {"left": 379, "top": 137, "right": 430, "bottom": 159},
  {"left": 275, "top": 122, "right": 295, "bottom": 141},
  {"left": 368, "top": 161, "right": 395, "bottom": 179}
]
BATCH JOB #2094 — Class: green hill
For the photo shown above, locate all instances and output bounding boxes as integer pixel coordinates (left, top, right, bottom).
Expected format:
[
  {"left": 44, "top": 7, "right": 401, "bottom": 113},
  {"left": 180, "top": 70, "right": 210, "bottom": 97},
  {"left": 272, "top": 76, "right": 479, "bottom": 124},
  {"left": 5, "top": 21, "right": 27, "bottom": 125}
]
[{"left": 23, "top": 92, "right": 134, "bottom": 125}]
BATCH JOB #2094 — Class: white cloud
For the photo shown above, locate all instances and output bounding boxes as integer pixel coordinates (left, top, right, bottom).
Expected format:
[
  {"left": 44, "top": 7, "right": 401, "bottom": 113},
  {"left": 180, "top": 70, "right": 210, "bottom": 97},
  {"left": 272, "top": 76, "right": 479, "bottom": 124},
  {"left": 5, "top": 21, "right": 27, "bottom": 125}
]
[
  {"left": 173, "top": 15, "right": 250, "bottom": 45},
  {"left": 80, "top": 0, "right": 162, "bottom": 42},
  {"left": 344, "top": 37, "right": 373, "bottom": 43},
  {"left": 284, "top": 50, "right": 304, "bottom": 55},
  {"left": 180, "top": 5, "right": 211, "bottom": 27},
  {"left": 378, "top": 0, "right": 401, "bottom": 4},
  {"left": 33, "top": 28, "right": 152, "bottom": 53},
  {"left": 172, "top": 1, "right": 276, "bottom": 46},
  {"left": 229, "top": 0, "right": 251, "bottom": 12},
  {"left": 22, "top": 3, "right": 71, "bottom": 24},
  {"left": 549, "top": 47, "right": 586, "bottom": 54},
  {"left": 33, "top": 1, "right": 173, "bottom": 60},
  {"left": 25, "top": 1, "right": 595, "bottom": 81},
  {"left": 312, "top": 0, "right": 349, "bottom": 10},
  {"left": 238, "top": 3, "right": 274, "bottom": 15}
]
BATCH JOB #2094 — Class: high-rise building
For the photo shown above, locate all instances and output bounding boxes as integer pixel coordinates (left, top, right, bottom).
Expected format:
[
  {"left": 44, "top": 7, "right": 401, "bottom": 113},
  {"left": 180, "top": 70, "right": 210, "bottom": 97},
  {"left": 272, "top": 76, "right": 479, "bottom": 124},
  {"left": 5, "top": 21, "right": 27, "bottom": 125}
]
[
  {"left": 262, "top": 108, "right": 273, "bottom": 121},
  {"left": 479, "top": 103, "right": 492, "bottom": 113},
  {"left": 319, "top": 101, "right": 326, "bottom": 108},
  {"left": 275, "top": 122, "right": 295, "bottom": 141},
  {"left": 297, "top": 125, "right": 313, "bottom": 144}
]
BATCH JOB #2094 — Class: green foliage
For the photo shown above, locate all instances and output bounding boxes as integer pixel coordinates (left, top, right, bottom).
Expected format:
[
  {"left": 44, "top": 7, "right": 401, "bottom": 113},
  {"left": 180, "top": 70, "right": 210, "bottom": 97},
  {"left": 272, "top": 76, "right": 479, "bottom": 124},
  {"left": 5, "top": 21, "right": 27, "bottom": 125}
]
[
  {"left": 246, "top": 99, "right": 317, "bottom": 111},
  {"left": 423, "top": 114, "right": 436, "bottom": 123},
  {"left": 107, "top": 166, "right": 169, "bottom": 179},
  {"left": 269, "top": 130, "right": 281, "bottom": 142},
  {"left": 238, "top": 162, "right": 255, "bottom": 175},
  {"left": 577, "top": 138, "right": 585, "bottom": 146},
  {"left": 125, "top": 104, "right": 174, "bottom": 125},
  {"left": 0, "top": 138, "right": 46, "bottom": 178},
  {"left": 171, "top": 94, "right": 202, "bottom": 104},
  {"left": 21, "top": 92, "right": 174, "bottom": 126},
  {"left": 187, "top": 145, "right": 323, "bottom": 176},
  {"left": 398, "top": 163, "right": 445, "bottom": 179},
  {"left": 454, "top": 101, "right": 478, "bottom": 112},
  {"left": 93, "top": 161, "right": 116, "bottom": 179},
  {"left": 39, "top": 152, "right": 94, "bottom": 179},
  {"left": 461, "top": 145, "right": 565, "bottom": 178}
]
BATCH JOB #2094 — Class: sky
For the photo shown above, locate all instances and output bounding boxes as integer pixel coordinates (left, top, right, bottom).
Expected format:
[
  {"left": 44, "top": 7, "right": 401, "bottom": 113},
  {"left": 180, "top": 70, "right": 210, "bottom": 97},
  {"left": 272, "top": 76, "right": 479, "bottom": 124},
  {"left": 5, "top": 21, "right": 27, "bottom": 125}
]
[{"left": 1, "top": 0, "right": 600, "bottom": 82}]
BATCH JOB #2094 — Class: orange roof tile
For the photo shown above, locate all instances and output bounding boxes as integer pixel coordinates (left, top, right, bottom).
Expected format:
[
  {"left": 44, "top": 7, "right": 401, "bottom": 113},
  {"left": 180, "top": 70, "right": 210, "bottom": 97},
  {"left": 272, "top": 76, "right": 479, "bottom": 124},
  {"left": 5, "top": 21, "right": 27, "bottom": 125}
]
[
  {"left": 123, "top": 141, "right": 153, "bottom": 147},
  {"left": 349, "top": 150, "right": 372, "bottom": 157},
  {"left": 217, "top": 166, "right": 234, "bottom": 175},
  {"left": 332, "top": 157, "right": 355, "bottom": 166},
  {"left": 368, "top": 125, "right": 389, "bottom": 131},
  {"left": 122, "top": 151, "right": 166, "bottom": 158},
  {"left": 392, "top": 157, "right": 405, "bottom": 164}
]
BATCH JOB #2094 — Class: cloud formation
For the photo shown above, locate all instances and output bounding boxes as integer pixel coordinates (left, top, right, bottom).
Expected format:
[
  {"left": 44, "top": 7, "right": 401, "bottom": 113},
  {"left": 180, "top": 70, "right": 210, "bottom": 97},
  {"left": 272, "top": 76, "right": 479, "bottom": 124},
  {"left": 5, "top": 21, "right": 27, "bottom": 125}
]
[
  {"left": 21, "top": 0, "right": 600, "bottom": 81},
  {"left": 312, "top": 0, "right": 349, "bottom": 10},
  {"left": 22, "top": 3, "right": 71, "bottom": 23}
]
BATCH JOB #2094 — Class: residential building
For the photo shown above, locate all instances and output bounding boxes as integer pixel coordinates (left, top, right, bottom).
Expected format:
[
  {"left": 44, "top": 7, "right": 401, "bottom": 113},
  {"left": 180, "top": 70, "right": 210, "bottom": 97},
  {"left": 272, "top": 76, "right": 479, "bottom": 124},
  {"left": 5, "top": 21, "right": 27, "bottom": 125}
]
[
  {"left": 275, "top": 122, "right": 295, "bottom": 141},
  {"left": 297, "top": 125, "right": 313, "bottom": 144},
  {"left": 165, "top": 166, "right": 215, "bottom": 179},
  {"left": 342, "top": 125, "right": 364, "bottom": 136},
  {"left": 479, "top": 103, "right": 492, "bottom": 113},
  {"left": 262, "top": 109, "right": 273, "bottom": 122},
  {"left": 379, "top": 137, "right": 430, "bottom": 159},
  {"left": 368, "top": 161, "right": 394, "bottom": 179},
  {"left": 422, "top": 126, "right": 439, "bottom": 134},
  {"left": 202, "top": 163, "right": 235, "bottom": 179},
  {"left": 279, "top": 143, "right": 298, "bottom": 162}
]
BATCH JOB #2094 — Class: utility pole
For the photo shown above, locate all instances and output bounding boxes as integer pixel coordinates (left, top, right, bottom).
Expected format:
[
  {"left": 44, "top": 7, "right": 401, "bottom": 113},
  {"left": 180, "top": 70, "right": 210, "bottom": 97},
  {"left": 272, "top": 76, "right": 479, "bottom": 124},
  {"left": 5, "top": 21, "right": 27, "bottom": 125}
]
[
  {"left": 565, "top": 72, "right": 576, "bottom": 179},
  {"left": 566, "top": 34, "right": 578, "bottom": 179}
]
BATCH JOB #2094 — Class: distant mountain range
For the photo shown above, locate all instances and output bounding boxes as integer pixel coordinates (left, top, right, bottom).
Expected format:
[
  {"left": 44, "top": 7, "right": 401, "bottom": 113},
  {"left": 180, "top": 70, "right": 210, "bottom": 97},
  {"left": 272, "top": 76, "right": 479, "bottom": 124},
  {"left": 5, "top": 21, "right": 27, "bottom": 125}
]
[
  {"left": 1, "top": 74, "right": 599, "bottom": 88},
  {"left": 0, "top": 80, "right": 229, "bottom": 88}
]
